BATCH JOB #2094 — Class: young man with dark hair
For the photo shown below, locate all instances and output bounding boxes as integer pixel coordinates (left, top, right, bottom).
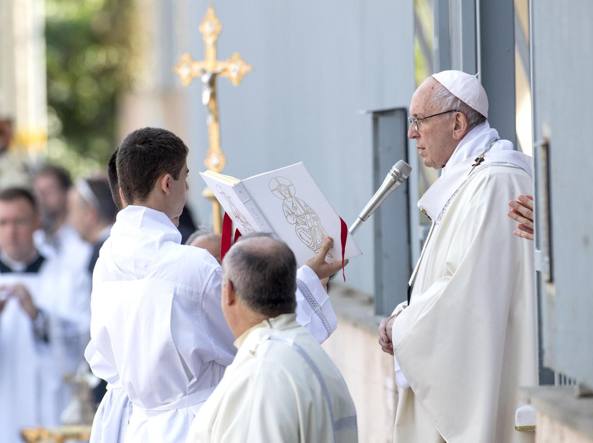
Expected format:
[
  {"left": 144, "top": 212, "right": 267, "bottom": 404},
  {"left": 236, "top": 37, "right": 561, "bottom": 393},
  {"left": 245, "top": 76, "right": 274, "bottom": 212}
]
[
  {"left": 0, "top": 187, "right": 90, "bottom": 443},
  {"left": 108, "top": 145, "right": 197, "bottom": 242},
  {"left": 188, "top": 235, "right": 357, "bottom": 442},
  {"left": 85, "top": 127, "right": 342, "bottom": 443}
]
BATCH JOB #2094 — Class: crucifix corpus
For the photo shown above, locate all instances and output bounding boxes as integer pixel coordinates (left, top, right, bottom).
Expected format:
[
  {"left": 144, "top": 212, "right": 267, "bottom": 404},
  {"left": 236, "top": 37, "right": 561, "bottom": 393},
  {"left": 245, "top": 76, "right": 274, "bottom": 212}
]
[{"left": 174, "top": 6, "right": 251, "bottom": 233}]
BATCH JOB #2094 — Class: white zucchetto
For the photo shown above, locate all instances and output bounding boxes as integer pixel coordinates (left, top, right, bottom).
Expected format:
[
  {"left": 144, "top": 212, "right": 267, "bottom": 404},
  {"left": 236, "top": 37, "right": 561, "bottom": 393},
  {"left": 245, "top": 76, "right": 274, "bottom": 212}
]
[{"left": 432, "top": 70, "right": 489, "bottom": 118}]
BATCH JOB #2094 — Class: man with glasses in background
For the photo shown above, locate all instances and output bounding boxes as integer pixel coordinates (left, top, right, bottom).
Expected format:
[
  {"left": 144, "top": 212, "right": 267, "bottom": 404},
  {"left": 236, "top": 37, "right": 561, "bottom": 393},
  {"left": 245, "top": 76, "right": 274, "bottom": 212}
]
[
  {"left": 0, "top": 187, "right": 90, "bottom": 443},
  {"left": 378, "top": 71, "right": 537, "bottom": 443}
]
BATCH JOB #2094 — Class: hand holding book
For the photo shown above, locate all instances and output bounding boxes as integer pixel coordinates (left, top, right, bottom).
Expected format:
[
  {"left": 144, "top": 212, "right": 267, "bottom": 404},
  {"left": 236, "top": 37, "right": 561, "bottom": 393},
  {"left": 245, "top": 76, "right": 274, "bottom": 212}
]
[{"left": 305, "top": 237, "right": 347, "bottom": 281}]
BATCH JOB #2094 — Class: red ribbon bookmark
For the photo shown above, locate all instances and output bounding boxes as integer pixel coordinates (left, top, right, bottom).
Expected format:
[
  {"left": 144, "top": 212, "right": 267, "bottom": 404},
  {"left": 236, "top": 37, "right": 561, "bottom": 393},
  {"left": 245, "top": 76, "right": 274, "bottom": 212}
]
[
  {"left": 220, "top": 212, "right": 233, "bottom": 261},
  {"left": 340, "top": 217, "right": 348, "bottom": 281},
  {"left": 221, "top": 213, "right": 243, "bottom": 261},
  {"left": 223, "top": 212, "right": 348, "bottom": 282}
]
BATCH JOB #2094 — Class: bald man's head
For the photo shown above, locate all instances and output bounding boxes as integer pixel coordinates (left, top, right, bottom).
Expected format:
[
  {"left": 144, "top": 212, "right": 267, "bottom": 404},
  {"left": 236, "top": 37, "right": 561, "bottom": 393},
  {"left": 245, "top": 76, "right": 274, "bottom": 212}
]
[{"left": 222, "top": 234, "right": 296, "bottom": 317}]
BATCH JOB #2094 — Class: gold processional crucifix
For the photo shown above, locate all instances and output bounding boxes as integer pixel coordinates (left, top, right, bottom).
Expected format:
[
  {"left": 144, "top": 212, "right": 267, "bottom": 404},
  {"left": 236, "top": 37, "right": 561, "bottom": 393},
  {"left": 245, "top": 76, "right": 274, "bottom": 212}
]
[{"left": 174, "top": 6, "right": 251, "bottom": 233}]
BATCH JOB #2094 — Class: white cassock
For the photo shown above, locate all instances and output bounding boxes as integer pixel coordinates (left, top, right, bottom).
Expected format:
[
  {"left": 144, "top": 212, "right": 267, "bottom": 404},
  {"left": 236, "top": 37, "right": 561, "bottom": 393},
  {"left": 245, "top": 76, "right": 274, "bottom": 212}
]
[
  {"left": 85, "top": 206, "right": 338, "bottom": 443},
  {"left": 186, "top": 313, "right": 357, "bottom": 443},
  {"left": 0, "top": 255, "right": 90, "bottom": 443},
  {"left": 392, "top": 122, "right": 537, "bottom": 443}
]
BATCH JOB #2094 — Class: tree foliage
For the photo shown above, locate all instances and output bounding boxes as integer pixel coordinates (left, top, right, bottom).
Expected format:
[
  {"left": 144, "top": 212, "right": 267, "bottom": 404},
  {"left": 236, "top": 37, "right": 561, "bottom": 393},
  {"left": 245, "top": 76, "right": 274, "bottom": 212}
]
[{"left": 45, "top": 0, "right": 134, "bottom": 173}]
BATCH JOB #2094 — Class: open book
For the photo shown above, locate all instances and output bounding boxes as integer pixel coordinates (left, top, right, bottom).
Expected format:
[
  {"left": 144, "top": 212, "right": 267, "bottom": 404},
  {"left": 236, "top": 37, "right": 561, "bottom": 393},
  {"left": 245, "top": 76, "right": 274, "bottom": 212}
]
[{"left": 200, "top": 162, "right": 361, "bottom": 266}]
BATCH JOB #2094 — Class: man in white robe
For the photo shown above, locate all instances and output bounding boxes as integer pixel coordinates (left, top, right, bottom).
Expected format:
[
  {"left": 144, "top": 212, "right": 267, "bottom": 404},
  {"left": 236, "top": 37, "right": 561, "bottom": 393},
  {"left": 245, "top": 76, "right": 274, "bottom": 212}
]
[
  {"left": 187, "top": 234, "right": 357, "bottom": 443},
  {"left": 378, "top": 71, "right": 537, "bottom": 442},
  {"left": 33, "top": 164, "right": 92, "bottom": 274},
  {"left": 85, "top": 128, "right": 343, "bottom": 443},
  {"left": 0, "top": 187, "right": 90, "bottom": 443}
]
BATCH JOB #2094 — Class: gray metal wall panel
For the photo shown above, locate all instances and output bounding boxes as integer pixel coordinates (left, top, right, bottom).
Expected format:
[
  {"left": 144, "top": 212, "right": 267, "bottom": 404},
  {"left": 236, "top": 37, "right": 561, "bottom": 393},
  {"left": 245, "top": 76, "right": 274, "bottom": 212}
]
[
  {"left": 372, "top": 109, "right": 411, "bottom": 315},
  {"left": 180, "top": 1, "right": 415, "bottom": 295},
  {"left": 532, "top": 0, "right": 593, "bottom": 386},
  {"left": 478, "top": 0, "right": 516, "bottom": 143}
]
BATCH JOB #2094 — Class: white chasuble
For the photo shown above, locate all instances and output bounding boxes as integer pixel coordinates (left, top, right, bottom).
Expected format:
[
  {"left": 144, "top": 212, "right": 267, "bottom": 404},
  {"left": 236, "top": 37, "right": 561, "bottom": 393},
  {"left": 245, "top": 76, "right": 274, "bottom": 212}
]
[
  {"left": 392, "top": 122, "right": 537, "bottom": 443},
  {"left": 85, "top": 206, "right": 338, "bottom": 443},
  {"left": 187, "top": 314, "right": 357, "bottom": 443}
]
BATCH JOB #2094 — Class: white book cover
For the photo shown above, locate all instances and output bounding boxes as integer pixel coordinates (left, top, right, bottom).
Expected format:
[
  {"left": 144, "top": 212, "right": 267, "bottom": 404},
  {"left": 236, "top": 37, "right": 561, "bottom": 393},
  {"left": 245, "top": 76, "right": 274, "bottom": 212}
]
[{"left": 200, "top": 162, "right": 361, "bottom": 266}]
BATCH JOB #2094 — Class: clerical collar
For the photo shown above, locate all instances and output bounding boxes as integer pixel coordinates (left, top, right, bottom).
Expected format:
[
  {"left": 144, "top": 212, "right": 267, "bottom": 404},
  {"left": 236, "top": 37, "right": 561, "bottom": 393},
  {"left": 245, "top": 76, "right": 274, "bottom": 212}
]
[{"left": 0, "top": 251, "right": 45, "bottom": 273}]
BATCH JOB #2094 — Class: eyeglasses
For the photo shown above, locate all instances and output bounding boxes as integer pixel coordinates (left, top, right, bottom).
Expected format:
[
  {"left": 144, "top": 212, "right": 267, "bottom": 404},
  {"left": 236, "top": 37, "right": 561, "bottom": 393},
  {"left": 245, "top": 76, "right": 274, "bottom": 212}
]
[{"left": 408, "top": 109, "right": 459, "bottom": 132}]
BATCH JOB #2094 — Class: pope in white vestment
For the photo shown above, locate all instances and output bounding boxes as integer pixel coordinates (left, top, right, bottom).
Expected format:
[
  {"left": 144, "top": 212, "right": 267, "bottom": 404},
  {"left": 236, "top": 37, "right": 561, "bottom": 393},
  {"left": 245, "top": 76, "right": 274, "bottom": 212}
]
[
  {"left": 187, "top": 314, "right": 357, "bottom": 443},
  {"left": 85, "top": 206, "right": 339, "bottom": 443},
  {"left": 383, "top": 71, "right": 537, "bottom": 443}
]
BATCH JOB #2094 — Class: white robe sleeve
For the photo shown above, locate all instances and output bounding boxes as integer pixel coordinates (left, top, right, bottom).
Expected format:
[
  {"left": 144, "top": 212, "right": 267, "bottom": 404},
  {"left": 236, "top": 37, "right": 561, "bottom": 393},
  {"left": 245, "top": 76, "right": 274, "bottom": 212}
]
[
  {"left": 199, "top": 267, "right": 237, "bottom": 366},
  {"left": 295, "top": 265, "right": 337, "bottom": 343},
  {"left": 389, "top": 301, "right": 410, "bottom": 389}
]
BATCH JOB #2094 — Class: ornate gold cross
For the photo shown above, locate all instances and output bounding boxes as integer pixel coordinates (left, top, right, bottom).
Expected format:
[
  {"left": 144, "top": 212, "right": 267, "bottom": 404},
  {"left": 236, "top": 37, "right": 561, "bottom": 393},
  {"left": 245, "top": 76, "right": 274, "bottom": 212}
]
[{"left": 174, "top": 6, "right": 251, "bottom": 233}]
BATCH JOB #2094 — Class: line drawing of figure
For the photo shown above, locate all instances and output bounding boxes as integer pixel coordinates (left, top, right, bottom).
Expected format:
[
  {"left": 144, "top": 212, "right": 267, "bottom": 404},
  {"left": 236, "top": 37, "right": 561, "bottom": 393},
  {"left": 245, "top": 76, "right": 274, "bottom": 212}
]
[
  {"left": 268, "top": 176, "right": 328, "bottom": 254},
  {"left": 217, "top": 187, "right": 255, "bottom": 233}
]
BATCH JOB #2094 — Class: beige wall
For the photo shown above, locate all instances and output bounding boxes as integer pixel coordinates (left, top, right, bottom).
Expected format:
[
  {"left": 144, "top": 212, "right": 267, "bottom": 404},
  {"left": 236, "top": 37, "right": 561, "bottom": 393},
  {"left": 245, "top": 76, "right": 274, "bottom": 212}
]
[{"left": 536, "top": 413, "right": 593, "bottom": 443}]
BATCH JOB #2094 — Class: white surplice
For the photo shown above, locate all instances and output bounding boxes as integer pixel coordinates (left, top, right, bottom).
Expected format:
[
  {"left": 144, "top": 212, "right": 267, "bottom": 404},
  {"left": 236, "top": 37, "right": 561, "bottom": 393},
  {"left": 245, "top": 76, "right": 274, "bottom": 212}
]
[
  {"left": 392, "top": 122, "right": 537, "bottom": 443},
  {"left": 85, "top": 206, "right": 338, "bottom": 443},
  {"left": 187, "top": 313, "right": 357, "bottom": 443},
  {"left": 0, "top": 256, "right": 90, "bottom": 443}
]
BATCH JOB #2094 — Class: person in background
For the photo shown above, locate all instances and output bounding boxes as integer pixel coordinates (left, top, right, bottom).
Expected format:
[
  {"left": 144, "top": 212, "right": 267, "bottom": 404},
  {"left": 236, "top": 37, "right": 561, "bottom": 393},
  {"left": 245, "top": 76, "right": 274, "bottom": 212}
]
[
  {"left": 68, "top": 176, "right": 118, "bottom": 406},
  {"left": 68, "top": 177, "right": 117, "bottom": 274},
  {"left": 0, "top": 187, "right": 90, "bottom": 443},
  {"left": 33, "top": 164, "right": 92, "bottom": 270}
]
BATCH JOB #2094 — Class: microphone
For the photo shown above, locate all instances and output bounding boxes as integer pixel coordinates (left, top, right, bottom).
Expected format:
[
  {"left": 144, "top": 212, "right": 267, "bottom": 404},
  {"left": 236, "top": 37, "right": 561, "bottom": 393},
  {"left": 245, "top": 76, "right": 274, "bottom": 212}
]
[{"left": 349, "top": 160, "right": 412, "bottom": 234}]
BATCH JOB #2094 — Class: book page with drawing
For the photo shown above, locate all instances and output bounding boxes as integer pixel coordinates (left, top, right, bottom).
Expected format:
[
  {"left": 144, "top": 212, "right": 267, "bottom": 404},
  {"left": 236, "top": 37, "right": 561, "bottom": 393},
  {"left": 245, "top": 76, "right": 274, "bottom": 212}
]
[
  {"left": 200, "top": 171, "right": 268, "bottom": 235},
  {"left": 200, "top": 163, "right": 361, "bottom": 266}
]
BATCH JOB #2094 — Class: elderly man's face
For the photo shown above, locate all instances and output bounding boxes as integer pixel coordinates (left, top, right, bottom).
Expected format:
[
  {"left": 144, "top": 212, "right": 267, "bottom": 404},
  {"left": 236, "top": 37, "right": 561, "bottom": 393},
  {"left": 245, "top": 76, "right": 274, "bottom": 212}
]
[{"left": 408, "top": 79, "right": 458, "bottom": 169}]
